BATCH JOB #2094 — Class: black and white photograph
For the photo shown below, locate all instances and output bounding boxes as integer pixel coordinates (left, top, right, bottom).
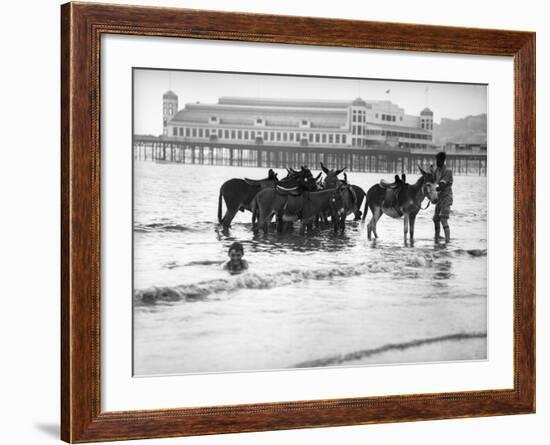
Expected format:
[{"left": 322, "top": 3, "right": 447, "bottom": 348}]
[{"left": 132, "top": 68, "right": 488, "bottom": 376}]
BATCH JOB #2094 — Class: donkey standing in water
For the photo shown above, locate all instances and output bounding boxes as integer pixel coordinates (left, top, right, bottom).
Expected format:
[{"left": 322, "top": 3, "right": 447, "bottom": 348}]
[
  {"left": 219, "top": 167, "right": 317, "bottom": 229},
  {"left": 218, "top": 169, "right": 278, "bottom": 228},
  {"left": 320, "top": 162, "right": 366, "bottom": 221},
  {"left": 253, "top": 184, "right": 346, "bottom": 235},
  {"left": 363, "top": 166, "right": 439, "bottom": 245}
]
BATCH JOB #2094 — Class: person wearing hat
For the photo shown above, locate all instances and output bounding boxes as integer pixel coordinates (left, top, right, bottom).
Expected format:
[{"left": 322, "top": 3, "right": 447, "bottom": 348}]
[{"left": 433, "top": 151, "right": 453, "bottom": 243}]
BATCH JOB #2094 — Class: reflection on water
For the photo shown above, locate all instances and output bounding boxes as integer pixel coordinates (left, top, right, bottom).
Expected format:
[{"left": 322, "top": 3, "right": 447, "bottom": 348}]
[{"left": 133, "top": 162, "right": 487, "bottom": 375}]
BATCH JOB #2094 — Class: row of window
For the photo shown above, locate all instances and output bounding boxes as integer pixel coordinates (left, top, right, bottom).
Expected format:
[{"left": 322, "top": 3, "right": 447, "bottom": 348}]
[
  {"left": 352, "top": 112, "right": 408, "bottom": 122},
  {"left": 366, "top": 129, "right": 431, "bottom": 140},
  {"left": 421, "top": 119, "right": 433, "bottom": 130},
  {"left": 171, "top": 126, "right": 348, "bottom": 145},
  {"left": 380, "top": 114, "right": 397, "bottom": 122},
  {"left": 400, "top": 142, "right": 431, "bottom": 149},
  {"left": 163, "top": 103, "right": 176, "bottom": 116},
  {"left": 352, "top": 112, "right": 403, "bottom": 123},
  {"left": 352, "top": 109, "right": 366, "bottom": 123},
  {"left": 351, "top": 127, "right": 431, "bottom": 140},
  {"left": 351, "top": 139, "right": 428, "bottom": 149},
  {"left": 170, "top": 125, "right": 431, "bottom": 142}
]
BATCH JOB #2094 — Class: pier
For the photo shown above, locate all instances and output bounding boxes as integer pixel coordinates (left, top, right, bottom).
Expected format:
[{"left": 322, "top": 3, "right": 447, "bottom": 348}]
[{"left": 133, "top": 135, "right": 487, "bottom": 175}]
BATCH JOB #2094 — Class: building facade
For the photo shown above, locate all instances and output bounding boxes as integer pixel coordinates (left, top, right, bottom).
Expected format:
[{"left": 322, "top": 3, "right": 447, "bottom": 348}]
[{"left": 162, "top": 92, "right": 434, "bottom": 151}]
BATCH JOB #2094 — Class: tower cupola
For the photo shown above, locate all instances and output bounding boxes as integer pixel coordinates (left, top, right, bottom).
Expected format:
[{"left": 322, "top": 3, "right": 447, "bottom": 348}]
[{"left": 163, "top": 91, "right": 178, "bottom": 135}]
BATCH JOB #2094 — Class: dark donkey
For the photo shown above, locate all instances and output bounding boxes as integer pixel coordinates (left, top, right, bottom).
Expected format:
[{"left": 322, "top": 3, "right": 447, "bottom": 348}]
[
  {"left": 363, "top": 166, "right": 439, "bottom": 245},
  {"left": 218, "top": 169, "right": 278, "bottom": 228},
  {"left": 250, "top": 166, "right": 318, "bottom": 230},
  {"left": 334, "top": 176, "right": 358, "bottom": 233},
  {"left": 320, "top": 162, "right": 366, "bottom": 221},
  {"left": 253, "top": 185, "right": 346, "bottom": 234}
]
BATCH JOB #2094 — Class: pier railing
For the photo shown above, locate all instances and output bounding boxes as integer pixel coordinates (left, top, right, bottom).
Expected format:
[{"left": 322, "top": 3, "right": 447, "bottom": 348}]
[{"left": 133, "top": 135, "right": 487, "bottom": 175}]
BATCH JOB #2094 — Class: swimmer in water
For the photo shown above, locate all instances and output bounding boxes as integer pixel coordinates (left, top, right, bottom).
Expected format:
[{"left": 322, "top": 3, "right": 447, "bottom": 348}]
[{"left": 223, "top": 241, "right": 249, "bottom": 273}]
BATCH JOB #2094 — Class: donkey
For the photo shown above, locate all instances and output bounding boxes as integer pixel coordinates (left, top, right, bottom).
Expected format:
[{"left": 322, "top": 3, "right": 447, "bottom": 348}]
[
  {"left": 218, "top": 169, "right": 278, "bottom": 228},
  {"left": 333, "top": 178, "right": 358, "bottom": 233},
  {"left": 250, "top": 167, "right": 318, "bottom": 230},
  {"left": 363, "top": 166, "right": 439, "bottom": 245},
  {"left": 253, "top": 185, "right": 346, "bottom": 234},
  {"left": 320, "top": 162, "right": 366, "bottom": 221},
  {"left": 251, "top": 168, "right": 318, "bottom": 233},
  {"left": 281, "top": 167, "right": 320, "bottom": 188}
]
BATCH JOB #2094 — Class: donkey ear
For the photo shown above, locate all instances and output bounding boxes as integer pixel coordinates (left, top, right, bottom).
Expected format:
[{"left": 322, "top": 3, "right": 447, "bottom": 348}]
[
  {"left": 418, "top": 164, "right": 427, "bottom": 176},
  {"left": 320, "top": 162, "right": 329, "bottom": 174},
  {"left": 335, "top": 167, "right": 347, "bottom": 176},
  {"left": 315, "top": 172, "right": 322, "bottom": 181},
  {"left": 343, "top": 172, "right": 348, "bottom": 184}
]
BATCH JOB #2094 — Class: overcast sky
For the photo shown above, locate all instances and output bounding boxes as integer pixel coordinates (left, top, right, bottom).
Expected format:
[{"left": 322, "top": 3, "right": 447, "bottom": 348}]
[{"left": 133, "top": 68, "right": 487, "bottom": 136}]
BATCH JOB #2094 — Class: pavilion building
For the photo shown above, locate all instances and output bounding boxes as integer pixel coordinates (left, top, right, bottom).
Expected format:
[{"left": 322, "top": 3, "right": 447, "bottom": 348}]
[{"left": 162, "top": 92, "right": 434, "bottom": 151}]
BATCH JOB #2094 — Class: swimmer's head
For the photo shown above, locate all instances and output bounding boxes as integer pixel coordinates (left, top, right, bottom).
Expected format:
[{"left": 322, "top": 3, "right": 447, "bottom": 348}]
[{"left": 228, "top": 241, "right": 244, "bottom": 260}]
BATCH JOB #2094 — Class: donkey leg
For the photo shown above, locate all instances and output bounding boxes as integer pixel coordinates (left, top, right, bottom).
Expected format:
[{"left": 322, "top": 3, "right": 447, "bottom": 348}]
[
  {"left": 222, "top": 207, "right": 238, "bottom": 229},
  {"left": 276, "top": 212, "right": 284, "bottom": 233},
  {"left": 409, "top": 214, "right": 417, "bottom": 245},
  {"left": 265, "top": 212, "right": 276, "bottom": 234},
  {"left": 366, "top": 206, "right": 376, "bottom": 239},
  {"left": 403, "top": 214, "right": 409, "bottom": 245},
  {"left": 371, "top": 208, "right": 382, "bottom": 239},
  {"left": 314, "top": 214, "right": 320, "bottom": 229},
  {"left": 257, "top": 210, "right": 272, "bottom": 234}
]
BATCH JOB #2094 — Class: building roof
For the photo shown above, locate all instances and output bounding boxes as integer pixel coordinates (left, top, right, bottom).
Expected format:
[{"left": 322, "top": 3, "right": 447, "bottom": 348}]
[
  {"left": 163, "top": 90, "right": 178, "bottom": 99},
  {"left": 420, "top": 107, "right": 433, "bottom": 116},
  {"left": 171, "top": 103, "right": 348, "bottom": 129},
  {"left": 218, "top": 96, "right": 351, "bottom": 109},
  {"left": 351, "top": 97, "right": 367, "bottom": 106}
]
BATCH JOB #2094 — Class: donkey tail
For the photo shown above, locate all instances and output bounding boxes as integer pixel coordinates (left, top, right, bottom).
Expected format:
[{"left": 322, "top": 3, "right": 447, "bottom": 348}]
[
  {"left": 251, "top": 196, "right": 259, "bottom": 231},
  {"left": 217, "top": 187, "right": 223, "bottom": 224},
  {"left": 362, "top": 197, "right": 369, "bottom": 222}
]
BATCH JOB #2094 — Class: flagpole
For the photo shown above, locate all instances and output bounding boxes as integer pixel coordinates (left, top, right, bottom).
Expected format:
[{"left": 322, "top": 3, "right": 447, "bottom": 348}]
[{"left": 424, "top": 86, "right": 429, "bottom": 108}]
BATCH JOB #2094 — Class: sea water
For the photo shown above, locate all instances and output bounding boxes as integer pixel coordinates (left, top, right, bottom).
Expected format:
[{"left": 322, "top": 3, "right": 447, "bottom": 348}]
[{"left": 133, "top": 162, "right": 487, "bottom": 376}]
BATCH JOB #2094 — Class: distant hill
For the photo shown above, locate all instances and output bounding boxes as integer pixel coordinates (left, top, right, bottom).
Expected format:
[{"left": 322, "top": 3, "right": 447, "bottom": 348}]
[{"left": 433, "top": 114, "right": 487, "bottom": 145}]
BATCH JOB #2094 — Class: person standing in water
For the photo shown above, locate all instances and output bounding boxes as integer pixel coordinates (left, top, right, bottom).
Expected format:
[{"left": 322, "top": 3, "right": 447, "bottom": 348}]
[
  {"left": 433, "top": 151, "right": 453, "bottom": 243},
  {"left": 223, "top": 241, "right": 249, "bottom": 273}
]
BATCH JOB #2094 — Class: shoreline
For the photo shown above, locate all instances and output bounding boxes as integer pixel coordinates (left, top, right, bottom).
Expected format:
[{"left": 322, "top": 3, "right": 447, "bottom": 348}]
[{"left": 295, "top": 334, "right": 487, "bottom": 369}]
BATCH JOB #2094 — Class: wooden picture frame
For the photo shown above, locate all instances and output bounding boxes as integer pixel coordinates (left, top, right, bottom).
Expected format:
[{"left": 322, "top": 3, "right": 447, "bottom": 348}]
[{"left": 61, "top": 2, "right": 535, "bottom": 442}]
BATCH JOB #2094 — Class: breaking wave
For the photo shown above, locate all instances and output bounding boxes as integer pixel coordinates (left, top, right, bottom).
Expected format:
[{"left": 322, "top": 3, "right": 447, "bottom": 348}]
[
  {"left": 134, "top": 254, "right": 432, "bottom": 306},
  {"left": 434, "top": 248, "right": 487, "bottom": 258},
  {"left": 294, "top": 332, "right": 487, "bottom": 368},
  {"left": 134, "top": 221, "right": 215, "bottom": 233},
  {"left": 134, "top": 247, "right": 486, "bottom": 306},
  {"left": 134, "top": 222, "right": 194, "bottom": 233}
]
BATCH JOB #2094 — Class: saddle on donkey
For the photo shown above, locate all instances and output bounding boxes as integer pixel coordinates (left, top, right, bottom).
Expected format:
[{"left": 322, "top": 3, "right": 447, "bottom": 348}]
[{"left": 379, "top": 174, "right": 408, "bottom": 213}]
